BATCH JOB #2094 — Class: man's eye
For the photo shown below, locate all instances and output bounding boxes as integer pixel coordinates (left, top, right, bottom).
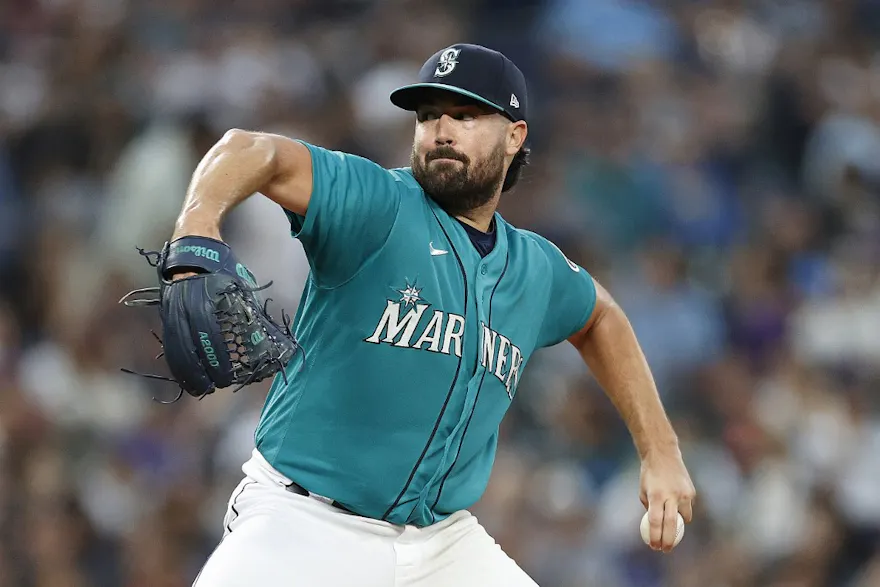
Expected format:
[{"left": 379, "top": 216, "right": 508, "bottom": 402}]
[
  {"left": 419, "top": 111, "right": 439, "bottom": 122},
  {"left": 455, "top": 112, "right": 475, "bottom": 121}
]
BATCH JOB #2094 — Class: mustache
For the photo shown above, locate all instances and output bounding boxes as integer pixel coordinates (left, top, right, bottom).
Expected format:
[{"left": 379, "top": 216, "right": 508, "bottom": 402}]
[{"left": 426, "top": 147, "right": 469, "bottom": 165}]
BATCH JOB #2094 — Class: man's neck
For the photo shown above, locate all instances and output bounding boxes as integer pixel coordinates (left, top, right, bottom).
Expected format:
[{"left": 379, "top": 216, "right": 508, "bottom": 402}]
[{"left": 455, "top": 193, "right": 500, "bottom": 233}]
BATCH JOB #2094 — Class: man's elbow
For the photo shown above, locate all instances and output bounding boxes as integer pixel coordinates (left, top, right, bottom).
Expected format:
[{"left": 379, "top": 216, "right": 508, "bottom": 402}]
[
  {"left": 219, "top": 129, "right": 278, "bottom": 173},
  {"left": 220, "top": 128, "right": 260, "bottom": 148}
]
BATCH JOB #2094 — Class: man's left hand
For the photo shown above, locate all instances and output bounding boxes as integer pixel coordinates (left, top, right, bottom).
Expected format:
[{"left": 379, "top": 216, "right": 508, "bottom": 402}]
[{"left": 639, "top": 444, "right": 696, "bottom": 553}]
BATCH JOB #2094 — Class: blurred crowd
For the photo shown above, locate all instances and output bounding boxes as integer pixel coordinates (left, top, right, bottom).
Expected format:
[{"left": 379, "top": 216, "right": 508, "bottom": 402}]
[{"left": 2, "top": 0, "right": 880, "bottom": 585}]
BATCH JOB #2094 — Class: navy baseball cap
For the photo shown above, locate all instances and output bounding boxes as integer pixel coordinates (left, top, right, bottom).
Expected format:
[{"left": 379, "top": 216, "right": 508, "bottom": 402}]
[{"left": 390, "top": 44, "right": 528, "bottom": 123}]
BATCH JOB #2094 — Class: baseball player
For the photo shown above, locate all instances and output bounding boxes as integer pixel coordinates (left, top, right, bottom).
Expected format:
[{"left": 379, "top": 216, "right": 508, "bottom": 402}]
[{"left": 145, "top": 43, "right": 695, "bottom": 586}]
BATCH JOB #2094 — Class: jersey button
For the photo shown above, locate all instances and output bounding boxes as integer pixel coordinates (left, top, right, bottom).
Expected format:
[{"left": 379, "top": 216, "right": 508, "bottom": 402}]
[{"left": 480, "top": 265, "right": 488, "bottom": 275}]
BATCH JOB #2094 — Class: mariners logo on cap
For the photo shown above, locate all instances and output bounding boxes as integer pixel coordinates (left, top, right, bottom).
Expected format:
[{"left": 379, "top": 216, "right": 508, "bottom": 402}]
[{"left": 434, "top": 48, "right": 460, "bottom": 77}]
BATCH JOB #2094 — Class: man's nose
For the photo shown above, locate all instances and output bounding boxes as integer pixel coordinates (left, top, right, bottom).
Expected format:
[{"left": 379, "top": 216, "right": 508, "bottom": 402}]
[{"left": 434, "top": 114, "right": 455, "bottom": 146}]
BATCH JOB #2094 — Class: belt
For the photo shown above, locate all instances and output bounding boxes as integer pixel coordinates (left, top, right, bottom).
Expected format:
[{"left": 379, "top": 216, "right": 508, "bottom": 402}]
[{"left": 285, "top": 480, "right": 355, "bottom": 515}]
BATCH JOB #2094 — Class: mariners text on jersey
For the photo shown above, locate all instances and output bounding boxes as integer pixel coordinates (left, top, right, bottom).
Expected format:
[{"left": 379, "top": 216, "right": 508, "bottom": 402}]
[
  {"left": 254, "top": 141, "right": 597, "bottom": 527},
  {"left": 365, "top": 297, "right": 466, "bottom": 358},
  {"left": 363, "top": 296, "right": 523, "bottom": 398}
]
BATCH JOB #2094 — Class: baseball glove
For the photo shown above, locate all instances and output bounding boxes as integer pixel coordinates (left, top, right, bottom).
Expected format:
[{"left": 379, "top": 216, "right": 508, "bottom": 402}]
[{"left": 119, "top": 236, "right": 300, "bottom": 403}]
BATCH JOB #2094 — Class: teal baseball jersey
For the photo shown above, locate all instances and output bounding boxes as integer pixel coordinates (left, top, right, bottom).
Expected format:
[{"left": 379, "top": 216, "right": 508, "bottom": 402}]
[{"left": 254, "top": 142, "right": 597, "bottom": 527}]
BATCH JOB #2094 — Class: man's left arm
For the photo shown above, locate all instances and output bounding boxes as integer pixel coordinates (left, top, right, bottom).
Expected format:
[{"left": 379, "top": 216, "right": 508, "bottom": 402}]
[{"left": 567, "top": 279, "right": 696, "bottom": 553}]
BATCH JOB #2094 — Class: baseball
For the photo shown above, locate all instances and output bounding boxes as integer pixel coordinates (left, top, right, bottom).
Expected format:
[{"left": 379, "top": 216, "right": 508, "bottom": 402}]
[{"left": 640, "top": 511, "right": 685, "bottom": 549}]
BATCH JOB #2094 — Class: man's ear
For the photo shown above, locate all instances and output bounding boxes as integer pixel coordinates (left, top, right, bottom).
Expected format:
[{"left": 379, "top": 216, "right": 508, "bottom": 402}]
[{"left": 506, "top": 121, "right": 527, "bottom": 157}]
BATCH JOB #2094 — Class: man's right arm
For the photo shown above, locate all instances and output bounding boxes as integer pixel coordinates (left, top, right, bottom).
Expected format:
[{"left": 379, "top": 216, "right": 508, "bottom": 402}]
[
  {"left": 170, "top": 128, "right": 402, "bottom": 288},
  {"left": 172, "top": 129, "right": 313, "bottom": 240}
]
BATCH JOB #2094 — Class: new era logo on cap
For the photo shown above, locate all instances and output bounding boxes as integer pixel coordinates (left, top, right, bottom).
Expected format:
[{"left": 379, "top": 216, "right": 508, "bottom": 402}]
[{"left": 389, "top": 43, "right": 529, "bottom": 124}]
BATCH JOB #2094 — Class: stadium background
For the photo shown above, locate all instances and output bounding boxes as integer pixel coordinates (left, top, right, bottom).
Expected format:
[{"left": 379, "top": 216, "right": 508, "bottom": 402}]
[{"left": 2, "top": 0, "right": 880, "bottom": 585}]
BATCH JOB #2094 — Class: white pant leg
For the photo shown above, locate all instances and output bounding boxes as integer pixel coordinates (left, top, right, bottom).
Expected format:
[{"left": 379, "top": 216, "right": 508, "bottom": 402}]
[
  {"left": 193, "top": 451, "right": 538, "bottom": 587},
  {"left": 193, "top": 451, "right": 399, "bottom": 587},
  {"left": 395, "top": 511, "right": 540, "bottom": 587}
]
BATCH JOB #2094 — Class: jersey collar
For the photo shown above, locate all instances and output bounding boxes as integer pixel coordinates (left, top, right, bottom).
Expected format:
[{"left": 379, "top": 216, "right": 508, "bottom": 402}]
[{"left": 426, "top": 194, "right": 509, "bottom": 265}]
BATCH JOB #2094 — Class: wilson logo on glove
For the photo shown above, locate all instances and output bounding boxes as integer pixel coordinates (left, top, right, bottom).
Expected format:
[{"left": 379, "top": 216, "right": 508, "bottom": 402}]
[
  {"left": 175, "top": 245, "right": 221, "bottom": 262},
  {"left": 118, "top": 236, "right": 302, "bottom": 404}
]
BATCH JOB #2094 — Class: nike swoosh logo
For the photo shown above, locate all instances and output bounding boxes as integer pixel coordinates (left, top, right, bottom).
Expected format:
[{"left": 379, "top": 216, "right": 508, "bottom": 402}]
[{"left": 429, "top": 241, "right": 448, "bottom": 256}]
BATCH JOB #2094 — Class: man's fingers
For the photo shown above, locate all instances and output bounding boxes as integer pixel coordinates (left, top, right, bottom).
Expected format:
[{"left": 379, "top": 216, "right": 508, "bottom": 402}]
[
  {"left": 679, "top": 498, "right": 694, "bottom": 525},
  {"left": 662, "top": 499, "right": 679, "bottom": 552},
  {"left": 648, "top": 498, "right": 665, "bottom": 550}
]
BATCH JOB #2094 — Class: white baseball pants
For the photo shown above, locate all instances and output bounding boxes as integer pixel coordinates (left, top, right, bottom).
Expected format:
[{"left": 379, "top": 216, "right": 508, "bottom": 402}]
[{"left": 192, "top": 449, "right": 539, "bottom": 587}]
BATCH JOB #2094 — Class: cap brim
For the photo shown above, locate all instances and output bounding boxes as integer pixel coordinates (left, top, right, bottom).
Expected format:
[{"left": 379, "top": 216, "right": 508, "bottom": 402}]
[{"left": 390, "top": 83, "right": 506, "bottom": 115}]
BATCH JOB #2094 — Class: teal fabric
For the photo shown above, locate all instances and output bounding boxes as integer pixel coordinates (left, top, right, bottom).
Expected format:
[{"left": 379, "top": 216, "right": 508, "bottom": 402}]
[{"left": 254, "top": 142, "right": 597, "bottom": 527}]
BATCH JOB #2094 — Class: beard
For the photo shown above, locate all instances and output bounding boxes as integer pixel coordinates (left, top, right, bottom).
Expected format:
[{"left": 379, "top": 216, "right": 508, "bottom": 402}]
[{"left": 411, "top": 142, "right": 506, "bottom": 216}]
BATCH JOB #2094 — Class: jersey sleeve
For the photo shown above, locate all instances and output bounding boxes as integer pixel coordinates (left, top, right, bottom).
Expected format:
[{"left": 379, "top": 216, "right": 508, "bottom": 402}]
[
  {"left": 283, "top": 141, "right": 402, "bottom": 288},
  {"left": 529, "top": 233, "right": 598, "bottom": 348}
]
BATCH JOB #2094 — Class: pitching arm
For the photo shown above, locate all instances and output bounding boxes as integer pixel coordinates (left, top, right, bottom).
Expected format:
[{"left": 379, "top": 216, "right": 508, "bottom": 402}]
[
  {"left": 567, "top": 281, "right": 696, "bottom": 552},
  {"left": 566, "top": 282, "right": 678, "bottom": 460}
]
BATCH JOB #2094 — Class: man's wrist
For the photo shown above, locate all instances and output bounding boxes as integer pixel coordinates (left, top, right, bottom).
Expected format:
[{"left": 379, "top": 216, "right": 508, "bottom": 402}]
[
  {"left": 637, "top": 435, "right": 680, "bottom": 461},
  {"left": 172, "top": 218, "right": 222, "bottom": 241}
]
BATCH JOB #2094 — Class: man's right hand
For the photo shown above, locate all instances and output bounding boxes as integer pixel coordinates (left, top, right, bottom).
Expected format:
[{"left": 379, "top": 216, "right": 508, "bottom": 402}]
[
  {"left": 172, "top": 272, "right": 198, "bottom": 281},
  {"left": 120, "top": 235, "right": 300, "bottom": 400}
]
